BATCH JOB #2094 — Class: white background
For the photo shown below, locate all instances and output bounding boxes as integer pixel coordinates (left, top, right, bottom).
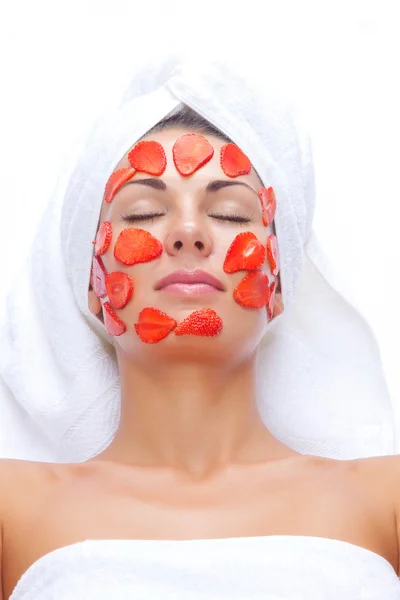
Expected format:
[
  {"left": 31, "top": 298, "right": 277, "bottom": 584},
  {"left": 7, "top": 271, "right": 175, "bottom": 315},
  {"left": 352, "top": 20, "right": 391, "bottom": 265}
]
[{"left": 0, "top": 0, "right": 399, "bottom": 429}]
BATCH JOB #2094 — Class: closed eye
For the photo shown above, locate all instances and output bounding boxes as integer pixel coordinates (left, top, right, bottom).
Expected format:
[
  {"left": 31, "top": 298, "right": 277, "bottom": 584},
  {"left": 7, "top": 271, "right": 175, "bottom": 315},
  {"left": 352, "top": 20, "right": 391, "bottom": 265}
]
[
  {"left": 208, "top": 212, "right": 254, "bottom": 224},
  {"left": 120, "top": 212, "right": 164, "bottom": 223}
]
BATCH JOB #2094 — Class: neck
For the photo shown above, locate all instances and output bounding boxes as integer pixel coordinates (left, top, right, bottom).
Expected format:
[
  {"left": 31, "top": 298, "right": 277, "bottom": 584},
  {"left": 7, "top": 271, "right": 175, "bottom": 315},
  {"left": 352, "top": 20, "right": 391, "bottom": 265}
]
[{"left": 95, "top": 350, "right": 291, "bottom": 478}]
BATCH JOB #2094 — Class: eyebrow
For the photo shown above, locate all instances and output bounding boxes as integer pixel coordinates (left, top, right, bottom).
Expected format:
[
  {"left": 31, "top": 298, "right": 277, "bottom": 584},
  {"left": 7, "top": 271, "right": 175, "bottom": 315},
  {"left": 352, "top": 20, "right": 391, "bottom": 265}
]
[{"left": 122, "top": 178, "right": 258, "bottom": 195}]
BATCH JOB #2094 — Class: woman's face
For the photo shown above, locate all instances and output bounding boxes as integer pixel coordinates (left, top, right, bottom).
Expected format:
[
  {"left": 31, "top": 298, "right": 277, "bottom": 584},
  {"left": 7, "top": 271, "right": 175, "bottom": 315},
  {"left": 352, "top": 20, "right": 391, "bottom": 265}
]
[{"left": 88, "top": 127, "right": 283, "bottom": 363}]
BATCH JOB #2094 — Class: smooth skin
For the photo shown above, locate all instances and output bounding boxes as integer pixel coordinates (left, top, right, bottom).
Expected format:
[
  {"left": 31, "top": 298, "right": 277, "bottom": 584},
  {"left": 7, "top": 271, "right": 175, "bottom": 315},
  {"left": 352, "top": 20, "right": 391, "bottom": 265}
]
[{"left": 1, "top": 128, "right": 400, "bottom": 599}]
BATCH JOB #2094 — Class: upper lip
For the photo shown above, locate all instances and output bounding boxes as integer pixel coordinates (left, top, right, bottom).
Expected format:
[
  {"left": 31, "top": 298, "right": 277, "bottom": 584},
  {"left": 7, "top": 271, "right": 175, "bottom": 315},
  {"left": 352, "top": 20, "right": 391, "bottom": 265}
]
[{"left": 155, "top": 269, "right": 225, "bottom": 291}]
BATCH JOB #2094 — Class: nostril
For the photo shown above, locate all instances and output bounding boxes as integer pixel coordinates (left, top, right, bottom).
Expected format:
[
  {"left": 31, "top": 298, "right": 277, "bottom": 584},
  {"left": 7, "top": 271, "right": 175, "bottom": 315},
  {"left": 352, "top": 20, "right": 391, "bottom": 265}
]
[
  {"left": 195, "top": 241, "right": 204, "bottom": 250},
  {"left": 174, "top": 241, "right": 183, "bottom": 250}
]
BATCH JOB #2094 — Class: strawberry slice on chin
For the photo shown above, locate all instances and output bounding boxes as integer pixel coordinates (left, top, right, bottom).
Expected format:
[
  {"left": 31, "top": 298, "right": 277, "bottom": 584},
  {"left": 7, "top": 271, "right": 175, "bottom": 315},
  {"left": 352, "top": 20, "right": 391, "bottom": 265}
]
[
  {"left": 223, "top": 231, "right": 266, "bottom": 274},
  {"left": 174, "top": 308, "right": 223, "bottom": 337},
  {"left": 134, "top": 307, "right": 177, "bottom": 343}
]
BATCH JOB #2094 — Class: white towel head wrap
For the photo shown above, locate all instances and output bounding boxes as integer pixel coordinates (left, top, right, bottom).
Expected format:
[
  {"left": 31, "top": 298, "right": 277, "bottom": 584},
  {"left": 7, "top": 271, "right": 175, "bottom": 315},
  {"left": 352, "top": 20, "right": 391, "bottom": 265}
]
[{"left": 0, "top": 52, "right": 396, "bottom": 461}]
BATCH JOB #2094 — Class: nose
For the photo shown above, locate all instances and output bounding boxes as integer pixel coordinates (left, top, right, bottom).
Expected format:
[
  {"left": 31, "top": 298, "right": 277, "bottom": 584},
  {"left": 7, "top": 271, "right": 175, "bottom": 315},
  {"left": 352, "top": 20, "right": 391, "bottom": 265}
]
[{"left": 163, "top": 219, "right": 213, "bottom": 258}]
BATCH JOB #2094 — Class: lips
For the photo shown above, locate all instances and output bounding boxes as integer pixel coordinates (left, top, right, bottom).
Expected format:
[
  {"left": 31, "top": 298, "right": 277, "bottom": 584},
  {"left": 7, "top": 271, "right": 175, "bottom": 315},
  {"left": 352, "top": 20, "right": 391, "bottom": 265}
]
[{"left": 155, "top": 269, "right": 225, "bottom": 291}]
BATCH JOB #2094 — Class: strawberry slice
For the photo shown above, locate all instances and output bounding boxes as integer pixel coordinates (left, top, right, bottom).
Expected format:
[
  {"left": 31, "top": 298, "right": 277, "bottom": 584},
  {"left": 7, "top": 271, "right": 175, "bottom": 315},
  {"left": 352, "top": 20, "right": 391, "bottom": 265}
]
[
  {"left": 114, "top": 228, "right": 163, "bottom": 266},
  {"left": 103, "top": 301, "right": 126, "bottom": 336},
  {"left": 172, "top": 133, "right": 214, "bottom": 176},
  {"left": 104, "top": 167, "right": 136, "bottom": 204},
  {"left": 94, "top": 221, "right": 112, "bottom": 256},
  {"left": 174, "top": 308, "right": 223, "bottom": 337},
  {"left": 134, "top": 307, "right": 177, "bottom": 343},
  {"left": 128, "top": 141, "right": 167, "bottom": 176},
  {"left": 223, "top": 231, "right": 266, "bottom": 274},
  {"left": 266, "top": 234, "right": 280, "bottom": 276},
  {"left": 105, "top": 271, "right": 134, "bottom": 309},
  {"left": 220, "top": 144, "right": 251, "bottom": 177},
  {"left": 91, "top": 255, "right": 107, "bottom": 298},
  {"left": 233, "top": 270, "right": 270, "bottom": 309},
  {"left": 258, "top": 187, "right": 277, "bottom": 226},
  {"left": 267, "top": 281, "right": 276, "bottom": 321}
]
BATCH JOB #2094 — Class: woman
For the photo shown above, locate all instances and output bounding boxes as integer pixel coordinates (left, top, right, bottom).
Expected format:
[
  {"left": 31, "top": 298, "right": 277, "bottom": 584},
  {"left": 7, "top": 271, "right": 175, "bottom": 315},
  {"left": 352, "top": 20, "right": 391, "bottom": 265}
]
[{"left": 0, "top": 53, "right": 399, "bottom": 599}]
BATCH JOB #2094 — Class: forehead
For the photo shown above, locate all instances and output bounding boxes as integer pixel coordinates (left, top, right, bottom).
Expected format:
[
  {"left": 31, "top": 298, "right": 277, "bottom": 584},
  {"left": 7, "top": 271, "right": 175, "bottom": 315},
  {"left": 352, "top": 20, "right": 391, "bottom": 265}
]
[{"left": 113, "top": 127, "right": 262, "bottom": 189}]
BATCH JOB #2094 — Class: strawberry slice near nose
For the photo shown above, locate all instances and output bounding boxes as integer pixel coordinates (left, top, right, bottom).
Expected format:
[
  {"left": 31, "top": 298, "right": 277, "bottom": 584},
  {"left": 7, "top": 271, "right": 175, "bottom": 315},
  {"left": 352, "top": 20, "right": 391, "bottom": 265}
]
[
  {"left": 105, "top": 271, "right": 134, "bottom": 309},
  {"left": 128, "top": 140, "right": 167, "bottom": 176},
  {"left": 172, "top": 133, "right": 214, "bottom": 176},
  {"left": 114, "top": 228, "right": 163, "bottom": 266},
  {"left": 94, "top": 221, "right": 112, "bottom": 256},
  {"left": 104, "top": 167, "right": 136, "bottom": 204},
  {"left": 223, "top": 231, "right": 266, "bottom": 273},
  {"left": 266, "top": 234, "right": 280, "bottom": 276},
  {"left": 91, "top": 255, "right": 108, "bottom": 298},
  {"left": 233, "top": 270, "right": 270, "bottom": 309},
  {"left": 174, "top": 308, "right": 223, "bottom": 337},
  {"left": 220, "top": 144, "right": 252, "bottom": 177},
  {"left": 134, "top": 307, "right": 177, "bottom": 343},
  {"left": 103, "top": 301, "right": 126, "bottom": 336}
]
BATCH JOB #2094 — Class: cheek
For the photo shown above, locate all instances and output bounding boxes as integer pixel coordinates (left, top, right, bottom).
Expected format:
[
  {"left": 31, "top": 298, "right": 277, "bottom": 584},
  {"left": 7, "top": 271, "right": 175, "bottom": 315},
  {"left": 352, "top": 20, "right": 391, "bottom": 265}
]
[
  {"left": 91, "top": 222, "right": 165, "bottom": 337},
  {"left": 221, "top": 230, "right": 280, "bottom": 321}
]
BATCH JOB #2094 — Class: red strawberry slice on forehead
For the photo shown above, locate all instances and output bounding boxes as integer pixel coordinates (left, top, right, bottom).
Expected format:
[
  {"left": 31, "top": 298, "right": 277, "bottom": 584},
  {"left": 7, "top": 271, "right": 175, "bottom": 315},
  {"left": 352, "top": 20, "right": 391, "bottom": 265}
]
[
  {"left": 105, "top": 271, "right": 134, "bottom": 309},
  {"left": 223, "top": 232, "right": 266, "bottom": 274},
  {"left": 128, "top": 140, "right": 167, "bottom": 176},
  {"left": 220, "top": 144, "right": 252, "bottom": 177},
  {"left": 103, "top": 301, "right": 126, "bottom": 336},
  {"left": 174, "top": 308, "right": 223, "bottom": 337},
  {"left": 104, "top": 167, "right": 136, "bottom": 204},
  {"left": 233, "top": 270, "right": 270, "bottom": 309},
  {"left": 114, "top": 228, "right": 163, "bottom": 266},
  {"left": 173, "top": 133, "right": 214, "bottom": 176},
  {"left": 134, "top": 307, "right": 177, "bottom": 343}
]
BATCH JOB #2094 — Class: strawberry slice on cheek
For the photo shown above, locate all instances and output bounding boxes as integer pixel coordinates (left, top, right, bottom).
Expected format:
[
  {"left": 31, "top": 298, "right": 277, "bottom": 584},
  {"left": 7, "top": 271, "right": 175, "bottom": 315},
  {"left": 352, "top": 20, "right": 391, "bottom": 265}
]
[
  {"left": 266, "top": 234, "right": 280, "bottom": 277},
  {"left": 91, "top": 256, "right": 108, "bottom": 298},
  {"left": 103, "top": 302, "right": 126, "bottom": 336},
  {"left": 114, "top": 228, "right": 163, "bottom": 266},
  {"left": 223, "top": 232, "right": 266, "bottom": 274},
  {"left": 233, "top": 270, "right": 270, "bottom": 309},
  {"left": 105, "top": 271, "right": 134, "bottom": 309}
]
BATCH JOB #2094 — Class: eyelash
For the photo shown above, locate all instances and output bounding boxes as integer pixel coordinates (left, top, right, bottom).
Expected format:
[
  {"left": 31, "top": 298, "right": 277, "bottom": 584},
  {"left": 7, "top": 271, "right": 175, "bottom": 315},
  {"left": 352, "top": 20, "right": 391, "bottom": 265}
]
[{"left": 120, "top": 212, "right": 254, "bottom": 226}]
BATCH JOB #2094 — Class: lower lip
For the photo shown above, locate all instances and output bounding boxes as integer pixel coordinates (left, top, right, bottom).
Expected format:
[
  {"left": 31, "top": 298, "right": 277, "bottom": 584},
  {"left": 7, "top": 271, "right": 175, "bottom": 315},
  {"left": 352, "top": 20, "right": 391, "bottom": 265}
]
[{"left": 160, "top": 283, "right": 221, "bottom": 296}]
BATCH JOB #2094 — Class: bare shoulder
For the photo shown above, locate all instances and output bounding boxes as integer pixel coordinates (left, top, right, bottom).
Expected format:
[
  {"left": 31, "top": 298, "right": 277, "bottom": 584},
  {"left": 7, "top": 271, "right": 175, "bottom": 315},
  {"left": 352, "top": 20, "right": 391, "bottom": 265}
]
[
  {"left": 346, "top": 453, "right": 400, "bottom": 493},
  {"left": 343, "top": 454, "right": 400, "bottom": 535},
  {"left": 0, "top": 458, "right": 76, "bottom": 524}
]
